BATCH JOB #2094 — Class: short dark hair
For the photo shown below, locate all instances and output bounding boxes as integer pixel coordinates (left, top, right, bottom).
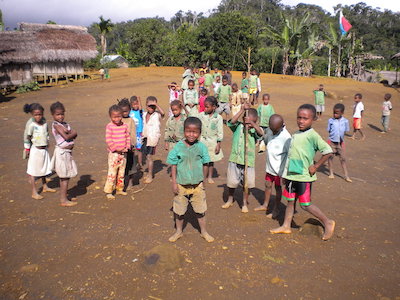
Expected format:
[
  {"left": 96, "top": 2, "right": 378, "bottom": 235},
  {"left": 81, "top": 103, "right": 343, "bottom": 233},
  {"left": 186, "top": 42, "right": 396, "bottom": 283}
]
[
  {"left": 170, "top": 100, "right": 181, "bottom": 108},
  {"left": 231, "top": 83, "right": 238, "bottom": 89},
  {"left": 130, "top": 96, "right": 138, "bottom": 103},
  {"left": 262, "top": 93, "right": 270, "bottom": 99},
  {"left": 23, "top": 103, "right": 44, "bottom": 114},
  {"left": 200, "top": 88, "right": 208, "bottom": 95},
  {"left": 298, "top": 104, "right": 316, "bottom": 118},
  {"left": 204, "top": 96, "right": 218, "bottom": 107},
  {"left": 242, "top": 71, "right": 247, "bottom": 76},
  {"left": 188, "top": 79, "right": 195, "bottom": 85},
  {"left": 384, "top": 93, "right": 392, "bottom": 100},
  {"left": 354, "top": 93, "right": 362, "bottom": 99},
  {"left": 184, "top": 117, "right": 202, "bottom": 131},
  {"left": 50, "top": 101, "right": 65, "bottom": 114},
  {"left": 118, "top": 98, "right": 131, "bottom": 109},
  {"left": 247, "top": 108, "right": 258, "bottom": 119},
  {"left": 109, "top": 104, "right": 123, "bottom": 116},
  {"left": 146, "top": 96, "right": 157, "bottom": 103},
  {"left": 333, "top": 103, "right": 345, "bottom": 113},
  {"left": 222, "top": 75, "right": 228, "bottom": 81}
]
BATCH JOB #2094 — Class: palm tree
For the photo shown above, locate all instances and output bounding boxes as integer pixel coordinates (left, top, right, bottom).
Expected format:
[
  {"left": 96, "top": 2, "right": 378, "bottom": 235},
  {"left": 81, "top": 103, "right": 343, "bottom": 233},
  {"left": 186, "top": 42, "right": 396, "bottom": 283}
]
[
  {"left": 323, "top": 22, "right": 339, "bottom": 77},
  {"left": 96, "top": 16, "right": 113, "bottom": 57}
]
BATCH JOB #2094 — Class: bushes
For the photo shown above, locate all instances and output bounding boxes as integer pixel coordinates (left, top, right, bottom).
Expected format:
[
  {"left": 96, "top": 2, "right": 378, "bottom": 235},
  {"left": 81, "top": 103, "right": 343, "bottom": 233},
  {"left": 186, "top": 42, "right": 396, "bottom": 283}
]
[{"left": 16, "top": 81, "right": 40, "bottom": 94}]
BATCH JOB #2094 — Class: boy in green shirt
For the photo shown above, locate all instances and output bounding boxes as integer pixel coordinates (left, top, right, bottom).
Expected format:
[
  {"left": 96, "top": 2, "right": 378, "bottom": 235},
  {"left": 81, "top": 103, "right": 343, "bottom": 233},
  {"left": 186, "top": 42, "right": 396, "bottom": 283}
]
[
  {"left": 221, "top": 104, "right": 264, "bottom": 213},
  {"left": 167, "top": 117, "right": 214, "bottom": 243},
  {"left": 270, "top": 104, "right": 335, "bottom": 241},
  {"left": 313, "top": 84, "right": 326, "bottom": 120},
  {"left": 204, "top": 69, "right": 214, "bottom": 95},
  {"left": 241, "top": 71, "right": 249, "bottom": 102},
  {"left": 216, "top": 76, "right": 232, "bottom": 121},
  {"left": 164, "top": 100, "right": 187, "bottom": 151},
  {"left": 257, "top": 93, "right": 275, "bottom": 152},
  {"left": 213, "top": 68, "right": 222, "bottom": 81}
]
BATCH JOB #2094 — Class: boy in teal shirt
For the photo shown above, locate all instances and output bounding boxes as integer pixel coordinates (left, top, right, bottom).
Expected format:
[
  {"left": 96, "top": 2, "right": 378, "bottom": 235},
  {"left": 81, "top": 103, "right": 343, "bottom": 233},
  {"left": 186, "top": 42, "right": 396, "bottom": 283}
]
[
  {"left": 270, "top": 104, "right": 335, "bottom": 241},
  {"left": 167, "top": 117, "right": 214, "bottom": 243}
]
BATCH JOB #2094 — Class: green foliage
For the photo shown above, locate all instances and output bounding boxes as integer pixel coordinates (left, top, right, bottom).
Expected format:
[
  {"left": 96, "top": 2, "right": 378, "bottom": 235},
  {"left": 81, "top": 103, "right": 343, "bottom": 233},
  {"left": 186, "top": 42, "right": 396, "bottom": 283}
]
[
  {"left": 0, "top": 9, "right": 4, "bottom": 31},
  {"left": 16, "top": 81, "right": 40, "bottom": 94},
  {"left": 83, "top": 54, "right": 119, "bottom": 70},
  {"left": 46, "top": 20, "right": 57, "bottom": 24}
]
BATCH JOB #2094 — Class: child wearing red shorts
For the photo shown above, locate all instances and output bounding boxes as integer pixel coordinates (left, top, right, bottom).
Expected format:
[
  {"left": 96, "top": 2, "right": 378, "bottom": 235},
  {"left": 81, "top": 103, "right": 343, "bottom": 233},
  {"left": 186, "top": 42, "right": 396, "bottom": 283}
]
[
  {"left": 351, "top": 93, "right": 365, "bottom": 140},
  {"left": 270, "top": 104, "right": 335, "bottom": 241},
  {"left": 254, "top": 114, "right": 291, "bottom": 219}
]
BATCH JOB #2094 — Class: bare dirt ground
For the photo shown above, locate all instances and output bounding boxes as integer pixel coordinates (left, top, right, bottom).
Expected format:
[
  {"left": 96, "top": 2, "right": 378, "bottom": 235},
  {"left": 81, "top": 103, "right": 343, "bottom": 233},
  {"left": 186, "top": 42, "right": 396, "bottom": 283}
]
[{"left": 0, "top": 67, "right": 399, "bottom": 300}]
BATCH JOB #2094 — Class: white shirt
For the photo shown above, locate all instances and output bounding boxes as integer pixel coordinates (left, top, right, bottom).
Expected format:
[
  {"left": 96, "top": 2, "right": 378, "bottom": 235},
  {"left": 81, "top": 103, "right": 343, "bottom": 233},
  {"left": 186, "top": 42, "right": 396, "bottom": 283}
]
[
  {"left": 213, "top": 82, "right": 221, "bottom": 94},
  {"left": 142, "top": 112, "right": 161, "bottom": 147},
  {"left": 264, "top": 127, "right": 292, "bottom": 176},
  {"left": 169, "top": 89, "right": 181, "bottom": 102},
  {"left": 353, "top": 101, "right": 364, "bottom": 118},
  {"left": 257, "top": 77, "right": 262, "bottom": 92}
]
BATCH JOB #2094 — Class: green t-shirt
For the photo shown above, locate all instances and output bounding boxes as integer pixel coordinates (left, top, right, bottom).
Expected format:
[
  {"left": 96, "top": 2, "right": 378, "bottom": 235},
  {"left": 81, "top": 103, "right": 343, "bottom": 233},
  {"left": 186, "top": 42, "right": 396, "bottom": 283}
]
[
  {"left": 213, "top": 72, "right": 222, "bottom": 80},
  {"left": 204, "top": 73, "right": 213, "bottom": 86},
  {"left": 217, "top": 84, "right": 232, "bottom": 103},
  {"left": 167, "top": 140, "right": 210, "bottom": 185},
  {"left": 227, "top": 121, "right": 261, "bottom": 167},
  {"left": 283, "top": 128, "right": 333, "bottom": 182},
  {"left": 314, "top": 90, "right": 325, "bottom": 105},
  {"left": 249, "top": 75, "right": 258, "bottom": 89},
  {"left": 241, "top": 78, "right": 249, "bottom": 94},
  {"left": 257, "top": 104, "right": 275, "bottom": 127},
  {"left": 164, "top": 114, "right": 186, "bottom": 143}
]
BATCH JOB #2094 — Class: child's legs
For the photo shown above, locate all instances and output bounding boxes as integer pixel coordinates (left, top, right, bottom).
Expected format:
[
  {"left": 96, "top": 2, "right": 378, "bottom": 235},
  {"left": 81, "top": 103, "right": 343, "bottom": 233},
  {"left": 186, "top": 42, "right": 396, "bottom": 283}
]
[
  {"left": 338, "top": 151, "right": 349, "bottom": 178},
  {"left": 116, "top": 155, "right": 127, "bottom": 191},
  {"left": 207, "top": 162, "right": 214, "bottom": 179},
  {"left": 262, "top": 180, "right": 273, "bottom": 207},
  {"left": 104, "top": 152, "right": 119, "bottom": 194},
  {"left": 29, "top": 175, "right": 39, "bottom": 196},
  {"left": 172, "top": 185, "right": 190, "bottom": 233},
  {"left": 147, "top": 154, "right": 154, "bottom": 177},
  {"left": 226, "top": 162, "right": 240, "bottom": 203},
  {"left": 271, "top": 180, "right": 296, "bottom": 232},
  {"left": 59, "top": 178, "right": 69, "bottom": 202},
  {"left": 242, "top": 167, "right": 255, "bottom": 207},
  {"left": 274, "top": 184, "right": 282, "bottom": 209},
  {"left": 328, "top": 154, "right": 334, "bottom": 175},
  {"left": 137, "top": 150, "right": 143, "bottom": 167}
]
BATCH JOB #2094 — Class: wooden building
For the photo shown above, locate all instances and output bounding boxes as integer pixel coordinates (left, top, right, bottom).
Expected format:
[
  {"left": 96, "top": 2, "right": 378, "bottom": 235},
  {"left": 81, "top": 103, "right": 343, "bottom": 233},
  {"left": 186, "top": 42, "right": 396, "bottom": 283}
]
[{"left": 0, "top": 23, "right": 97, "bottom": 87}]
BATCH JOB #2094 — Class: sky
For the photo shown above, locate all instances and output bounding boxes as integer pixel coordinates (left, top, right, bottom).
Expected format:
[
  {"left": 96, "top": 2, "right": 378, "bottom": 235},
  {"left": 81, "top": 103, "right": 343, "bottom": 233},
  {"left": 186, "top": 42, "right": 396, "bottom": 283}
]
[{"left": 1, "top": 0, "right": 399, "bottom": 29}]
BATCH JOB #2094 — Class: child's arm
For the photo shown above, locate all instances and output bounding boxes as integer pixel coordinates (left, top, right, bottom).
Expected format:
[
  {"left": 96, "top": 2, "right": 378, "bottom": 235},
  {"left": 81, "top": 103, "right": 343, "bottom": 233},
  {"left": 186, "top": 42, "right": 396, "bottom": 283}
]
[
  {"left": 180, "top": 101, "right": 189, "bottom": 115},
  {"left": 138, "top": 96, "right": 143, "bottom": 110},
  {"left": 155, "top": 103, "right": 165, "bottom": 118},
  {"left": 53, "top": 123, "right": 77, "bottom": 140},
  {"left": 215, "top": 117, "right": 223, "bottom": 154},
  {"left": 171, "top": 165, "right": 179, "bottom": 194},
  {"left": 245, "top": 117, "right": 264, "bottom": 137},
  {"left": 105, "top": 125, "right": 117, "bottom": 152},
  {"left": 309, "top": 154, "right": 332, "bottom": 176},
  {"left": 309, "top": 134, "right": 333, "bottom": 175}
]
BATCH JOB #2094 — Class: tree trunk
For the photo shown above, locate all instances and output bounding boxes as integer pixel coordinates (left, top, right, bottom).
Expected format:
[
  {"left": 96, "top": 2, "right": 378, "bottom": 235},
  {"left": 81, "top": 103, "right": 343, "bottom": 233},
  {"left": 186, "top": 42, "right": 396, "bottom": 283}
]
[
  {"left": 100, "top": 34, "right": 106, "bottom": 57},
  {"left": 336, "top": 42, "right": 341, "bottom": 77},
  {"left": 328, "top": 47, "right": 332, "bottom": 77},
  {"left": 282, "top": 51, "right": 289, "bottom": 75}
]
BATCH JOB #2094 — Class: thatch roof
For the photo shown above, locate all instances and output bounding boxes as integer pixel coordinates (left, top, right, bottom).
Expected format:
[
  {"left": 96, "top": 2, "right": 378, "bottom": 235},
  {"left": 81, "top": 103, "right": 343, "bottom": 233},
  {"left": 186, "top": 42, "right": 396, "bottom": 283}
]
[{"left": 0, "top": 23, "right": 97, "bottom": 66}]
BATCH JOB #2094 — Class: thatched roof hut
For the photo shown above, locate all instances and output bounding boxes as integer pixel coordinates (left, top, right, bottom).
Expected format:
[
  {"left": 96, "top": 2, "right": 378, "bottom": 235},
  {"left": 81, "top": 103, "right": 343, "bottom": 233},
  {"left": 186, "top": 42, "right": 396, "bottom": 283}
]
[{"left": 0, "top": 23, "right": 97, "bottom": 87}]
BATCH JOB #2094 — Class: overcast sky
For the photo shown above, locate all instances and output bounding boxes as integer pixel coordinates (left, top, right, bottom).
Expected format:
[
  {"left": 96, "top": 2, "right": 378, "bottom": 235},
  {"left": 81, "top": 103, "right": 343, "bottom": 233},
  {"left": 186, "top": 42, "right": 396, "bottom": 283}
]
[{"left": 1, "top": 0, "right": 399, "bottom": 29}]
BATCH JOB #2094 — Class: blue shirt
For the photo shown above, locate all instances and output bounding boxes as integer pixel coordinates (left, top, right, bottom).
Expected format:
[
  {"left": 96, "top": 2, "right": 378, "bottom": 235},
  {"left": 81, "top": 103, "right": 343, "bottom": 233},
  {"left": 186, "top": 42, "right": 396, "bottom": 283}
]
[
  {"left": 129, "top": 109, "right": 143, "bottom": 134},
  {"left": 327, "top": 117, "right": 349, "bottom": 143}
]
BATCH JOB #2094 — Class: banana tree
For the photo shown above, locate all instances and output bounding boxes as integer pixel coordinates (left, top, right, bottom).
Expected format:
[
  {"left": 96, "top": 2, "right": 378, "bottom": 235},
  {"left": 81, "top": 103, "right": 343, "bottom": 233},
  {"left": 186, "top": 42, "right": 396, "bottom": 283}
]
[
  {"left": 96, "top": 16, "right": 113, "bottom": 57},
  {"left": 324, "top": 22, "right": 339, "bottom": 77}
]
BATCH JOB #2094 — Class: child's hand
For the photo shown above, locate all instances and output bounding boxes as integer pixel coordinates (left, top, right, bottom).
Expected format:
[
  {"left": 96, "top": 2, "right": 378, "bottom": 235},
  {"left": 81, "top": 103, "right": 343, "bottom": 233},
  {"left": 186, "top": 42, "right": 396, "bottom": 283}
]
[
  {"left": 172, "top": 182, "right": 179, "bottom": 195},
  {"left": 308, "top": 165, "right": 317, "bottom": 176},
  {"left": 215, "top": 144, "right": 221, "bottom": 154}
]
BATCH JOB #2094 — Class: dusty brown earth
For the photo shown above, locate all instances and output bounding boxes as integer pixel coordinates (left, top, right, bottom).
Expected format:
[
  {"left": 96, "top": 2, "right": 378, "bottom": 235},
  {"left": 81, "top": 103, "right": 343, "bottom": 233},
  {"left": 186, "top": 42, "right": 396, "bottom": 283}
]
[{"left": 0, "top": 67, "right": 399, "bottom": 300}]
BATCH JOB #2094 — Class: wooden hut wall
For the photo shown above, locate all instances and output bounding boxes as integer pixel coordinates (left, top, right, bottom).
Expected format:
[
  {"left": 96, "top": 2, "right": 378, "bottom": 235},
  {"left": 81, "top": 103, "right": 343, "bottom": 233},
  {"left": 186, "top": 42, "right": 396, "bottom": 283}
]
[
  {"left": 32, "top": 61, "right": 83, "bottom": 76},
  {"left": 0, "top": 63, "right": 32, "bottom": 87}
]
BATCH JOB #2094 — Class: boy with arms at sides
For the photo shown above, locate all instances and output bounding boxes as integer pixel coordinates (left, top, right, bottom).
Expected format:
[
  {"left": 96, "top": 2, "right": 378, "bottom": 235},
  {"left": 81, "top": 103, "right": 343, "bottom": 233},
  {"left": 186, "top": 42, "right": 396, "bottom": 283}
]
[
  {"left": 164, "top": 100, "right": 187, "bottom": 151},
  {"left": 221, "top": 103, "right": 264, "bottom": 213},
  {"left": 270, "top": 104, "right": 335, "bottom": 241},
  {"left": 248, "top": 69, "right": 258, "bottom": 105},
  {"left": 313, "top": 84, "right": 326, "bottom": 120},
  {"left": 327, "top": 103, "right": 352, "bottom": 182},
  {"left": 241, "top": 72, "right": 249, "bottom": 103},
  {"left": 351, "top": 93, "right": 365, "bottom": 140},
  {"left": 216, "top": 76, "right": 232, "bottom": 122},
  {"left": 254, "top": 114, "right": 291, "bottom": 219},
  {"left": 381, "top": 93, "right": 393, "bottom": 133},
  {"left": 167, "top": 117, "right": 214, "bottom": 243}
]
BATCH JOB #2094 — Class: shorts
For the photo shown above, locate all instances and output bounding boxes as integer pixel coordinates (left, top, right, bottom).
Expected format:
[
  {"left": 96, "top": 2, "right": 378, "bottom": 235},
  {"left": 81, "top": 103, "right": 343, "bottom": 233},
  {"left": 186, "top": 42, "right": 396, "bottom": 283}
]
[
  {"left": 265, "top": 173, "right": 281, "bottom": 186},
  {"left": 249, "top": 88, "right": 257, "bottom": 95},
  {"left": 141, "top": 138, "right": 156, "bottom": 156},
  {"left": 135, "top": 132, "right": 143, "bottom": 150},
  {"left": 227, "top": 162, "right": 255, "bottom": 189},
  {"left": 316, "top": 105, "right": 325, "bottom": 113},
  {"left": 282, "top": 180, "right": 312, "bottom": 206},
  {"left": 217, "top": 102, "right": 231, "bottom": 115},
  {"left": 353, "top": 118, "right": 361, "bottom": 129},
  {"left": 329, "top": 141, "right": 346, "bottom": 162},
  {"left": 173, "top": 182, "right": 207, "bottom": 216}
]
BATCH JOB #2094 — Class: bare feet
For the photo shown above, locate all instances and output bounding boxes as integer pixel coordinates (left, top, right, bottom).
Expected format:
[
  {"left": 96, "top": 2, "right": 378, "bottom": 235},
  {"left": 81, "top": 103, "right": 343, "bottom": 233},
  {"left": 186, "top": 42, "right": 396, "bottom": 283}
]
[
  {"left": 168, "top": 232, "right": 183, "bottom": 242},
  {"left": 221, "top": 201, "right": 233, "bottom": 209},
  {"left": 267, "top": 209, "right": 279, "bottom": 219},
  {"left": 42, "top": 187, "right": 56, "bottom": 193},
  {"left": 116, "top": 190, "right": 128, "bottom": 196},
  {"left": 322, "top": 220, "right": 335, "bottom": 241},
  {"left": 350, "top": 136, "right": 355, "bottom": 140},
  {"left": 60, "top": 201, "right": 77, "bottom": 207},
  {"left": 270, "top": 226, "right": 292, "bottom": 234},
  {"left": 32, "top": 194, "right": 44, "bottom": 200},
  {"left": 345, "top": 177, "right": 352, "bottom": 183},
  {"left": 143, "top": 176, "right": 153, "bottom": 184},
  {"left": 361, "top": 136, "right": 366, "bottom": 141},
  {"left": 241, "top": 206, "right": 249, "bottom": 213},
  {"left": 200, "top": 232, "right": 215, "bottom": 243},
  {"left": 328, "top": 174, "right": 335, "bottom": 179},
  {"left": 207, "top": 178, "right": 215, "bottom": 184},
  {"left": 254, "top": 205, "right": 267, "bottom": 211},
  {"left": 106, "top": 194, "right": 115, "bottom": 200}
]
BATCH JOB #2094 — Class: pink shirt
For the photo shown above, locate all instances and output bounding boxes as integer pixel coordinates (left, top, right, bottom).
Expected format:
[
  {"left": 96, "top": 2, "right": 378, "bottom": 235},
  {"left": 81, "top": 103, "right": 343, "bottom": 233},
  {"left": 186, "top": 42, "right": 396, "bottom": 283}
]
[
  {"left": 198, "top": 95, "right": 206, "bottom": 113},
  {"left": 198, "top": 76, "right": 205, "bottom": 87},
  {"left": 105, "top": 122, "right": 130, "bottom": 152}
]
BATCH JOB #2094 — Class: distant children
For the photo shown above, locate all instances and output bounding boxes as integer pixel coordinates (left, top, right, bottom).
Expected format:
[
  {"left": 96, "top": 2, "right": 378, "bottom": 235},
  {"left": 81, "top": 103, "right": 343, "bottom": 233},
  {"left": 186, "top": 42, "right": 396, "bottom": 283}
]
[
  {"left": 313, "top": 84, "right": 326, "bottom": 120},
  {"left": 142, "top": 96, "right": 165, "bottom": 183},
  {"left": 213, "top": 68, "right": 221, "bottom": 81},
  {"left": 168, "top": 82, "right": 181, "bottom": 116},
  {"left": 270, "top": 104, "right": 335, "bottom": 241},
  {"left": 23, "top": 103, "right": 55, "bottom": 200},
  {"left": 248, "top": 69, "right": 258, "bottom": 105},
  {"left": 181, "top": 66, "right": 194, "bottom": 90},
  {"left": 216, "top": 76, "right": 232, "bottom": 121},
  {"left": 351, "top": 93, "right": 365, "bottom": 140},
  {"left": 254, "top": 114, "right": 291, "bottom": 219},
  {"left": 118, "top": 99, "right": 137, "bottom": 189},
  {"left": 381, "top": 93, "right": 393, "bottom": 133},
  {"left": 166, "top": 117, "right": 214, "bottom": 243},
  {"left": 327, "top": 103, "right": 352, "bottom": 182},
  {"left": 213, "top": 76, "right": 221, "bottom": 95},
  {"left": 225, "top": 68, "right": 232, "bottom": 85},
  {"left": 257, "top": 93, "right": 275, "bottom": 152},
  {"left": 164, "top": 100, "right": 186, "bottom": 151},
  {"left": 204, "top": 69, "right": 214, "bottom": 95},
  {"left": 221, "top": 104, "right": 264, "bottom": 213},
  {"left": 256, "top": 71, "right": 262, "bottom": 104},
  {"left": 241, "top": 72, "right": 249, "bottom": 103},
  {"left": 129, "top": 96, "right": 144, "bottom": 168},
  {"left": 104, "top": 105, "right": 130, "bottom": 199},
  {"left": 50, "top": 101, "right": 78, "bottom": 206},
  {"left": 231, "top": 83, "right": 243, "bottom": 117},
  {"left": 199, "top": 96, "right": 224, "bottom": 184},
  {"left": 198, "top": 89, "right": 208, "bottom": 113},
  {"left": 183, "top": 79, "right": 199, "bottom": 116}
]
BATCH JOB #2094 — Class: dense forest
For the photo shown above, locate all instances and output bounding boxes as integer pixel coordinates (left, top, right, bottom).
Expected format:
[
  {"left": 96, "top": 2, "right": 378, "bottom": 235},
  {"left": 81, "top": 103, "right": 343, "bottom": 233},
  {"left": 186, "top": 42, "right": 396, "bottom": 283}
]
[{"left": 86, "top": 0, "right": 400, "bottom": 77}]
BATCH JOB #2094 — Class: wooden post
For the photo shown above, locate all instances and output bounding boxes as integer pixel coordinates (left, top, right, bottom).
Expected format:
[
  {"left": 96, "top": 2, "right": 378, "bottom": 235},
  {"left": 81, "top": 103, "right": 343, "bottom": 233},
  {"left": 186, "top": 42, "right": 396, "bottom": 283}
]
[
  {"left": 247, "top": 47, "right": 252, "bottom": 75},
  {"left": 328, "top": 47, "right": 332, "bottom": 77},
  {"left": 243, "top": 109, "right": 249, "bottom": 197},
  {"left": 44, "top": 64, "right": 47, "bottom": 84}
]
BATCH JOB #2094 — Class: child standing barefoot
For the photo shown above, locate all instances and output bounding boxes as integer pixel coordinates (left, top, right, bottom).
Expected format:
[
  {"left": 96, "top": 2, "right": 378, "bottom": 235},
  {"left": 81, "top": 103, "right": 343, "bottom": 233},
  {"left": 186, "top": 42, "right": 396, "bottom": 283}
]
[
  {"left": 164, "top": 100, "right": 187, "bottom": 152},
  {"left": 313, "top": 84, "right": 326, "bottom": 120},
  {"left": 167, "top": 117, "right": 214, "bottom": 243},
  {"left": 270, "top": 104, "right": 335, "bottom": 241},
  {"left": 142, "top": 96, "right": 165, "bottom": 184},
  {"left": 104, "top": 105, "right": 130, "bottom": 199},
  {"left": 50, "top": 102, "right": 78, "bottom": 207},
  {"left": 327, "top": 103, "right": 352, "bottom": 182},
  {"left": 199, "top": 96, "right": 224, "bottom": 184},
  {"left": 351, "top": 93, "right": 365, "bottom": 140},
  {"left": 257, "top": 93, "right": 275, "bottom": 152},
  {"left": 381, "top": 93, "right": 393, "bottom": 133},
  {"left": 183, "top": 80, "right": 199, "bottom": 117},
  {"left": 23, "top": 103, "right": 55, "bottom": 200}
]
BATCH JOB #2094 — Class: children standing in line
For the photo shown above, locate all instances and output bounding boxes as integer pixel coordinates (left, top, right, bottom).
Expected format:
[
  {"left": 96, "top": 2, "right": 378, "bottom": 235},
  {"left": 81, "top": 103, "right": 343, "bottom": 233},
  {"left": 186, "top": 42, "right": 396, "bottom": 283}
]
[
  {"left": 166, "top": 117, "right": 214, "bottom": 243},
  {"left": 257, "top": 94, "right": 275, "bottom": 152},
  {"left": 199, "top": 96, "right": 224, "bottom": 184},
  {"left": 129, "top": 96, "right": 144, "bottom": 168},
  {"left": 216, "top": 76, "right": 232, "bottom": 121},
  {"left": 104, "top": 105, "right": 130, "bottom": 199},
  {"left": 164, "top": 100, "right": 186, "bottom": 151},
  {"left": 327, "top": 103, "right": 352, "bottom": 182},
  {"left": 118, "top": 99, "right": 137, "bottom": 189},
  {"left": 198, "top": 89, "right": 208, "bottom": 113},
  {"left": 241, "top": 72, "right": 249, "bottom": 103},
  {"left": 142, "top": 96, "right": 165, "bottom": 184},
  {"left": 50, "top": 101, "right": 78, "bottom": 207},
  {"left": 168, "top": 82, "right": 181, "bottom": 116},
  {"left": 248, "top": 69, "right": 258, "bottom": 105},
  {"left": 231, "top": 83, "right": 243, "bottom": 117},
  {"left": 23, "top": 103, "right": 55, "bottom": 200},
  {"left": 254, "top": 114, "right": 291, "bottom": 219},
  {"left": 183, "top": 79, "right": 199, "bottom": 117},
  {"left": 204, "top": 69, "right": 214, "bottom": 95},
  {"left": 313, "top": 84, "right": 326, "bottom": 120},
  {"left": 381, "top": 93, "right": 393, "bottom": 133},
  {"left": 270, "top": 104, "right": 335, "bottom": 241},
  {"left": 221, "top": 104, "right": 264, "bottom": 213},
  {"left": 351, "top": 93, "right": 365, "bottom": 140}
]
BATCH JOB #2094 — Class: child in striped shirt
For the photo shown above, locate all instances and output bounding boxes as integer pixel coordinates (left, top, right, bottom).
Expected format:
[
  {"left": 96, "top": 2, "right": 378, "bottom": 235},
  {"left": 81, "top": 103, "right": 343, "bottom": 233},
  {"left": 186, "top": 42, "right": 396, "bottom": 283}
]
[{"left": 104, "top": 105, "right": 130, "bottom": 199}]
